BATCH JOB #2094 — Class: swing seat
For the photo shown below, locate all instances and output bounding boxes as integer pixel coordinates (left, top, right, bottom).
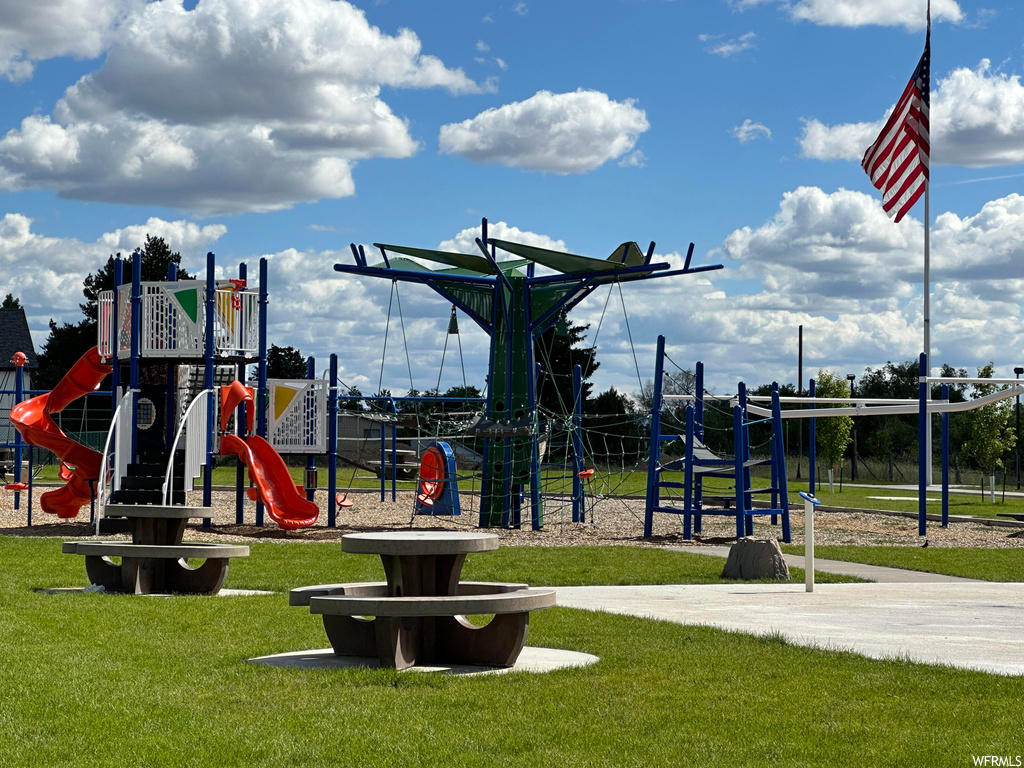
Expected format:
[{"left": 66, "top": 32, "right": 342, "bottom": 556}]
[
  {"left": 335, "top": 493, "right": 354, "bottom": 508},
  {"left": 5, "top": 482, "right": 29, "bottom": 492},
  {"left": 578, "top": 469, "right": 595, "bottom": 479}
]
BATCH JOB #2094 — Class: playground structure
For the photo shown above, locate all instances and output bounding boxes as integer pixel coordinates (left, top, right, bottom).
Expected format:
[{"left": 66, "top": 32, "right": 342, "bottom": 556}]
[
  {"left": 645, "top": 335, "right": 791, "bottom": 541},
  {"left": 334, "top": 217, "right": 723, "bottom": 530}
]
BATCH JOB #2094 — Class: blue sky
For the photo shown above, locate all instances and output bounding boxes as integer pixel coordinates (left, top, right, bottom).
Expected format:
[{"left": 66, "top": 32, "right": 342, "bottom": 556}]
[{"left": 2, "top": 0, "right": 1024, "bottom": 398}]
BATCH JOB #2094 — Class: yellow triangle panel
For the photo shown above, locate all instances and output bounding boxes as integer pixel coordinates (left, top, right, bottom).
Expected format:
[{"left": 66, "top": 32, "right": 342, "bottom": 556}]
[{"left": 273, "top": 384, "right": 300, "bottom": 421}]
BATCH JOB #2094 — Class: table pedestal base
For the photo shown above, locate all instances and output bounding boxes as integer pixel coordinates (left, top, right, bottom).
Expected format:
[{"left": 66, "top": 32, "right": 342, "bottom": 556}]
[{"left": 323, "top": 612, "right": 530, "bottom": 670}]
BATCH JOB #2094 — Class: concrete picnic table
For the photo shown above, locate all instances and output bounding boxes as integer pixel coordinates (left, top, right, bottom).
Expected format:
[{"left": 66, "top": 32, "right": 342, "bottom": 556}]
[{"left": 290, "top": 531, "right": 556, "bottom": 669}]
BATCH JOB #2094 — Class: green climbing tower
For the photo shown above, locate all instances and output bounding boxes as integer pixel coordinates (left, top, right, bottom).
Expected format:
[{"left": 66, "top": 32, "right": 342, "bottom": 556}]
[{"left": 334, "top": 219, "right": 721, "bottom": 529}]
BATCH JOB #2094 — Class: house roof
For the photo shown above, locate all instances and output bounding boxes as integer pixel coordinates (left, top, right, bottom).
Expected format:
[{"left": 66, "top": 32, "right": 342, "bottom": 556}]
[{"left": 0, "top": 309, "right": 39, "bottom": 369}]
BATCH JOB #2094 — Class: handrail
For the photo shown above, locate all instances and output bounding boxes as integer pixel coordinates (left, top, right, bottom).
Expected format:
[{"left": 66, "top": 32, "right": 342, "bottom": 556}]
[
  {"left": 96, "top": 388, "right": 138, "bottom": 535},
  {"left": 746, "top": 385, "right": 1024, "bottom": 420},
  {"left": 163, "top": 388, "right": 215, "bottom": 505}
]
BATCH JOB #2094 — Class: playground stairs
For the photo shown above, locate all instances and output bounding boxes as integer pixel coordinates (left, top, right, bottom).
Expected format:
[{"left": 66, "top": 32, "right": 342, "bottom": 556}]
[{"left": 109, "top": 452, "right": 187, "bottom": 507}]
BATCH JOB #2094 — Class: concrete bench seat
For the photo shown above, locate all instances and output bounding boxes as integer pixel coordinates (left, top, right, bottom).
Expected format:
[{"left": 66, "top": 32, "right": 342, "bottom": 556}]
[
  {"left": 310, "top": 588, "right": 556, "bottom": 618},
  {"left": 101, "top": 504, "right": 209, "bottom": 519},
  {"left": 63, "top": 541, "right": 250, "bottom": 559},
  {"left": 289, "top": 580, "right": 530, "bottom": 606}
]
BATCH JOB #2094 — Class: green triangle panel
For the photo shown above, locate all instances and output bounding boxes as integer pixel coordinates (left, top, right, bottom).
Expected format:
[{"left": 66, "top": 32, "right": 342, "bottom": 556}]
[
  {"left": 170, "top": 288, "right": 199, "bottom": 324},
  {"left": 528, "top": 284, "right": 575, "bottom": 327}
]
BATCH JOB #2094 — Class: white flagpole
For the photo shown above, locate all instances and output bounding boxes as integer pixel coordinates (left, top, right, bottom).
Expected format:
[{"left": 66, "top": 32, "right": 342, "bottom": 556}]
[
  {"left": 924, "top": 176, "right": 932, "bottom": 486},
  {"left": 924, "top": 0, "right": 932, "bottom": 486}
]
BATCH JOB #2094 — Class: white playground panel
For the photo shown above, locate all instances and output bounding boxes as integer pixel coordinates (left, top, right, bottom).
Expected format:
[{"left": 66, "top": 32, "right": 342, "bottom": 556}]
[
  {"left": 98, "top": 280, "right": 259, "bottom": 360},
  {"left": 265, "top": 378, "right": 327, "bottom": 454}
]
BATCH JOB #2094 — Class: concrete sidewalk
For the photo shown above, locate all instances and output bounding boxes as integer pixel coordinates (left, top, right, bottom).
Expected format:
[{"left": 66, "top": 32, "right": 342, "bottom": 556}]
[
  {"left": 673, "top": 544, "right": 981, "bottom": 583},
  {"left": 555, "top": 581, "right": 1024, "bottom": 676}
]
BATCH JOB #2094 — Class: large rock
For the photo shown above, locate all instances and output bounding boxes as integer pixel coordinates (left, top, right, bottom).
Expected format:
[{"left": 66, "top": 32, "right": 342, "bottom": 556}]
[{"left": 721, "top": 538, "right": 790, "bottom": 581}]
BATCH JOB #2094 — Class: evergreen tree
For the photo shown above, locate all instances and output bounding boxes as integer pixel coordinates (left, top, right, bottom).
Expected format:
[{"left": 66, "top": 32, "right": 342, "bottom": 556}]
[
  {"left": 2, "top": 293, "right": 21, "bottom": 309},
  {"left": 533, "top": 319, "right": 598, "bottom": 416},
  {"left": 266, "top": 344, "right": 308, "bottom": 379}
]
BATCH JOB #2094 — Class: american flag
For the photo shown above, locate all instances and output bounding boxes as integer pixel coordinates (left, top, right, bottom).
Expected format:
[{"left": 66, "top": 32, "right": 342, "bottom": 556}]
[{"left": 861, "top": 31, "right": 930, "bottom": 223}]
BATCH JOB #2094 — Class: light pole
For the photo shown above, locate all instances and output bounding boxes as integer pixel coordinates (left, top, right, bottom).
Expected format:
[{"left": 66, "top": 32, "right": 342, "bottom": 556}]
[
  {"left": 847, "top": 373, "right": 857, "bottom": 482},
  {"left": 1015, "top": 367, "right": 1023, "bottom": 489}
]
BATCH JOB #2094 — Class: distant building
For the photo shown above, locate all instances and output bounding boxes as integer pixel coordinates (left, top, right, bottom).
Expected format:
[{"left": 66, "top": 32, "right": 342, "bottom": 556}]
[{"left": 0, "top": 307, "right": 39, "bottom": 449}]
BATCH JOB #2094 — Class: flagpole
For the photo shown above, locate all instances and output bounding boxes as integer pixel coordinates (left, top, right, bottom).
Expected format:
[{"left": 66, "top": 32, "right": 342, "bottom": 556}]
[
  {"left": 924, "top": 176, "right": 932, "bottom": 486},
  {"left": 924, "top": 0, "right": 932, "bottom": 486}
]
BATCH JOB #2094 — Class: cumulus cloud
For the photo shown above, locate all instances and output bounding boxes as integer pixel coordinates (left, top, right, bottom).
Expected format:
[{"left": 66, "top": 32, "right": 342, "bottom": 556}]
[
  {"left": 800, "top": 60, "right": 1024, "bottom": 167},
  {"left": 0, "top": 212, "right": 226, "bottom": 343},
  {"left": 0, "top": 0, "right": 487, "bottom": 214},
  {"left": 734, "top": 0, "right": 963, "bottom": 30},
  {"left": 439, "top": 89, "right": 650, "bottom": 174},
  {"left": 0, "top": 0, "right": 142, "bottom": 82},
  {"left": 698, "top": 32, "right": 756, "bottom": 57},
  {"left": 732, "top": 119, "right": 772, "bottom": 143}
]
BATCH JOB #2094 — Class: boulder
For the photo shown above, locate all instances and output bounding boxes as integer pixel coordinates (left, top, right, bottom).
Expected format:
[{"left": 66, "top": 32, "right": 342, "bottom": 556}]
[{"left": 721, "top": 538, "right": 790, "bottom": 581}]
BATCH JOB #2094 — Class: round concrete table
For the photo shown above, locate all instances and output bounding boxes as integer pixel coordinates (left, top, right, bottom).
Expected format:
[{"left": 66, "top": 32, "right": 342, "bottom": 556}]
[
  {"left": 304, "top": 531, "right": 554, "bottom": 669},
  {"left": 342, "top": 531, "right": 498, "bottom": 599}
]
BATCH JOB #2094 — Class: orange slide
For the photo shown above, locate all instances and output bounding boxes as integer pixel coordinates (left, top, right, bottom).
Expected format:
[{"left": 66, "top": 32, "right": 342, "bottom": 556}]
[
  {"left": 219, "top": 433, "right": 320, "bottom": 530},
  {"left": 11, "top": 347, "right": 112, "bottom": 518},
  {"left": 217, "top": 381, "right": 319, "bottom": 530}
]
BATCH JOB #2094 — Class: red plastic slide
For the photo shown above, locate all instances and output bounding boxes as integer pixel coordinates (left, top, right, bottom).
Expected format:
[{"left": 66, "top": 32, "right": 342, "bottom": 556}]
[
  {"left": 219, "top": 433, "right": 319, "bottom": 530},
  {"left": 10, "top": 347, "right": 112, "bottom": 518}
]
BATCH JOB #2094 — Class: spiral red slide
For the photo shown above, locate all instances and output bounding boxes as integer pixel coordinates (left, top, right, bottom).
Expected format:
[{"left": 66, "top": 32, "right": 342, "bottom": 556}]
[
  {"left": 10, "top": 347, "right": 112, "bottom": 518},
  {"left": 219, "top": 433, "right": 320, "bottom": 530}
]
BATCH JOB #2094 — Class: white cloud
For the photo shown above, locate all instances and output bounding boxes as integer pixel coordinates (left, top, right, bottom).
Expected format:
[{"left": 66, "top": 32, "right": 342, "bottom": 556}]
[
  {"left": 800, "top": 60, "right": 1024, "bottom": 167},
  {"left": 476, "top": 40, "right": 490, "bottom": 52},
  {"left": 437, "top": 221, "right": 568, "bottom": 256},
  {"left": 0, "top": 212, "right": 226, "bottom": 345},
  {"left": 732, "top": 119, "right": 772, "bottom": 143},
  {"left": 618, "top": 150, "right": 647, "bottom": 168},
  {"left": 0, "top": 0, "right": 142, "bottom": 82},
  {"left": 495, "top": 57, "right": 508, "bottom": 71},
  {"left": 734, "top": 0, "right": 963, "bottom": 30},
  {"left": 0, "top": 0, "right": 487, "bottom": 214},
  {"left": 439, "top": 89, "right": 650, "bottom": 174},
  {"left": 698, "top": 31, "right": 756, "bottom": 57},
  {"left": 513, "top": 3, "right": 528, "bottom": 16}
]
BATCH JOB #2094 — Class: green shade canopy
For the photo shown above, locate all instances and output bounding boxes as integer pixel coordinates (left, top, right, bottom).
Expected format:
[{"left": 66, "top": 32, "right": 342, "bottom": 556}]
[{"left": 488, "top": 238, "right": 647, "bottom": 274}]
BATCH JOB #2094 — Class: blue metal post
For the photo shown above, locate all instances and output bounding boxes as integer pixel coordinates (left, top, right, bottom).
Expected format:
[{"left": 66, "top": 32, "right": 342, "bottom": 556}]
[
  {"left": 941, "top": 383, "right": 949, "bottom": 527},
  {"left": 256, "top": 258, "right": 269, "bottom": 526},
  {"left": 694, "top": 360, "right": 704, "bottom": 532},
  {"left": 918, "top": 352, "right": 928, "bottom": 536},
  {"left": 571, "top": 364, "right": 584, "bottom": 523},
  {"left": 111, "top": 257, "right": 122, "bottom": 414},
  {"left": 773, "top": 384, "right": 791, "bottom": 542},
  {"left": 13, "top": 360, "right": 23, "bottom": 512},
  {"left": 202, "top": 252, "right": 215, "bottom": 525},
  {"left": 305, "top": 356, "right": 316, "bottom": 503},
  {"left": 130, "top": 251, "right": 142, "bottom": 464},
  {"left": 236, "top": 262, "right": 247, "bottom": 526},
  {"left": 643, "top": 334, "right": 665, "bottom": 538},
  {"left": 328, "top": 353, "right": 338, "bottom": 527},
  {"left": 165, "top": 261, "right": 178, "bottom": 453},
  {"left": 683, "top": 403, "right": 694, "bottom": 539},
  {"left": 733, "top": 382, "right": 746, "bottom": 540}
]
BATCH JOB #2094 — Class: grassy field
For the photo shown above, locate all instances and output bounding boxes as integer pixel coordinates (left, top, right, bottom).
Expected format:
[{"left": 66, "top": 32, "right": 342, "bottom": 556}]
[
  {"left": 1, "top": 538, "right": 1021, "bottom": 767},
  {"left": 781, "top": 544, "right": 1024, "bottom": 582}
]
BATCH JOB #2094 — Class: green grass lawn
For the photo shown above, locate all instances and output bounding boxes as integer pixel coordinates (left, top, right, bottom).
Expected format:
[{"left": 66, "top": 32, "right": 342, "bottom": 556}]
[
  {"left": 781, "top": 544, "right": 1024, "bottom": 582},
  {"left": 1, "top": 538, "right": 1021, "bottom": 766}
]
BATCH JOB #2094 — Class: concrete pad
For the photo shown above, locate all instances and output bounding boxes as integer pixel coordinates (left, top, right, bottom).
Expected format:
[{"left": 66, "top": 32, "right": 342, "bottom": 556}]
[
  {"left": 248, "top": 645, "right": 599, "bottom": 676},
  {"left": 555, "top": 582, "right": 1024, "bottom": 676}
]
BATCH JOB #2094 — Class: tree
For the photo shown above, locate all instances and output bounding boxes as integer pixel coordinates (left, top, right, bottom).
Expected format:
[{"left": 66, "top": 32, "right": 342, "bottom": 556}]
[
  {"left": 81, "top": 235, "right": 194, "bottom": 323},
  {"left": 533, "top": 319, "right": 598, "bottom": 416},
  {"left": 266, "top": 344, "right": 308, "bottom": 379},
  {"left": 37, "top": 235, "right": 193, "bottom": 389},
  {"left": 960, "top": 362, "right": 1015, "bottom": 494},
  {"left": 814, "top": 369, "right": 854, "bottom": 488},
  {"left": 585, "top": 387, "right": 643, "bottom": 464},
  {"left": 2, "top": 293, "right": 21, "bottom": 309}
]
